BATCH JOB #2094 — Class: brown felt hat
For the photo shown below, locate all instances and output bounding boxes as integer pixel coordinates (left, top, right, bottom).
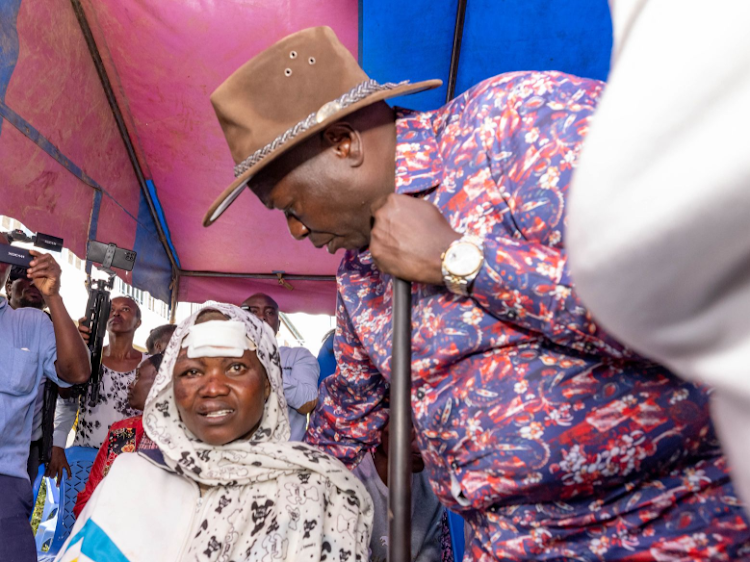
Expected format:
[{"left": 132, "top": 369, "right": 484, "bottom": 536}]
[{"left": 204, "top": 26, "right": 441, "bottom": 226}]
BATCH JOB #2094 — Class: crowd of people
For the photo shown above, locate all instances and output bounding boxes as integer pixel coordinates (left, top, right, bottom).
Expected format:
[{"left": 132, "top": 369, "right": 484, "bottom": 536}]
[{"left": 1, "top": 4, "right": 749, "bottom": 561}]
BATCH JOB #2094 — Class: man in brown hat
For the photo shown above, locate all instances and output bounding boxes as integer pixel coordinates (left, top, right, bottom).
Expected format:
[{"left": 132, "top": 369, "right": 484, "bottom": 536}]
[{"left": 205, "top": 27, "right": 750, "bottom": 561}]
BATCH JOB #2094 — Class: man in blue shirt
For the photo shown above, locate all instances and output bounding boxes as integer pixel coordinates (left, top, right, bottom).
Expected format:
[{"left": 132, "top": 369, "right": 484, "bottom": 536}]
[
  {"left": 0, "top": 232, "right": 91, "bottom": 562},
  {"left": 5, "top": 264, "right": 56, "bottom": 482},
  {"left": 241, "top": 293, "right": 319, "bottom": 441}
]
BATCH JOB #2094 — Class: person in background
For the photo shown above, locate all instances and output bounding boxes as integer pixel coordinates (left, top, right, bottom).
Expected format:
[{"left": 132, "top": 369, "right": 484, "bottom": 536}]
[
  {"left": 48, "top": 296, "right": 145, "bottom": 482},
  {"left": 73, "top": 353, "right": 163, "bottom": 518},
  {"left": 242, "top": 293, "right": 319, "bottom": 441},
  {"left": 146, "top": 323, "right": 176, "bottom": 355},
  {"left": 56, "top": 304, "right": 372, "bottom": 561},
  {"left": 0, "top": 232, "right": 91, "bottom": 562},
  {"left": 5, "top": 264, "right": 58, "bottom": 482},
  {"left": 352, "top": 418, "right": 446, "bottom": 562},
  {"left": 316, "top": 328, "right": 335, "bottom": 388}
]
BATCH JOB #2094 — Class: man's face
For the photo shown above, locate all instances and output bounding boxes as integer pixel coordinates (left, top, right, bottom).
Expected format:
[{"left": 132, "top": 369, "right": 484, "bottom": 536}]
[
  {"left": 249, "top": 113, "right": 396, "bottom": 255},
  {"left": 242, "top": 294, "right": 280, "bottom": 334},
  {"left": 107, "top": 297, "right": 141, "bottom": 334},
  {"left": 252, "top": 160, "right": 374, "bottom": 254},
  {"left": 8, "top": 277, "right": 43, "bottom": 309}
]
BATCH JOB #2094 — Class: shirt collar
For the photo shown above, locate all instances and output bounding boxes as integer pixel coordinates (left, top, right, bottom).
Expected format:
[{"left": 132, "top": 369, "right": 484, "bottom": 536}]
[
  {"left": 394, "top": 108, "right": 444, "bottom": 196},
  {"left": 0, "top": 296, "right": 6, "bottom": 311}
]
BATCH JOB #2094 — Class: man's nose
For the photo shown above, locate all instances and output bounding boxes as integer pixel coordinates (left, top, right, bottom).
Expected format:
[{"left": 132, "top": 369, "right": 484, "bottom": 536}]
[{"left": 286, "top": 215, "right": 310, "bottom": 240}]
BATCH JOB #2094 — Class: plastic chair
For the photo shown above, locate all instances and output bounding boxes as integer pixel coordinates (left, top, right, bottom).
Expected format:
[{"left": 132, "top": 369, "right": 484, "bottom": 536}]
[
  {"left": 35, "top": 517, "right": 57, "bottom": 554},
  {"left": 35, "top": 446, "right": 98, "bottom": 560},
  {"left": 40, "top": 475, "right": 60, "bottom": 523},
  {"left": 447, "top": 510, "right": 466, "bottom": 561}
]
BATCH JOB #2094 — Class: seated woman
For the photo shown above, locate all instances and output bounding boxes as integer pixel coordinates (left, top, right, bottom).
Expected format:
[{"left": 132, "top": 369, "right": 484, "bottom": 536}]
[
  {"left": 73, "top": 353, "right": 163, "bottom": 518},
  {"left": 55, "top": 303, "right": 372, "bottom": 562}
]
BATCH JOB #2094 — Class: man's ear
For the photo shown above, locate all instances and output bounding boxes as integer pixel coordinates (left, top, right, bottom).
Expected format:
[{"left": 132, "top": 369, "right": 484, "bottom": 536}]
[{"left": 322, "top": 123, "right": 364, "bottom": 167}]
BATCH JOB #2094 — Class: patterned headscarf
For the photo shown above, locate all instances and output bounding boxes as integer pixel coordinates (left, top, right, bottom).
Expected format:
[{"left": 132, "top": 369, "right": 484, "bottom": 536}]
[{"left": 143, "top": 302, "right": 372, "bottom": 561}]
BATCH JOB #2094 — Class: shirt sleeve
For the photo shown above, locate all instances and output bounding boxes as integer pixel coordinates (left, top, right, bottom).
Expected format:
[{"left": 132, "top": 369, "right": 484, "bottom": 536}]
[
  {"left": 281, "top": 348, "right": 320, "bottom": 410},
  {"left": 470, "top": 238, "right": 634, "bottom": 359},
  {"left": 37, "top": 312, "right": 70, "bottom": 388},
  {"left": 52, "top": 395, "right": 78, "bottom": 448},
  {"left": 73, "top": 429, "right": 110, "bottom": 519},
  {"left": 466, "top": 72, "right": 636, "bottom": 360},
  {"left": 305, "top": 293, "right": 389, "bottom": 468}
]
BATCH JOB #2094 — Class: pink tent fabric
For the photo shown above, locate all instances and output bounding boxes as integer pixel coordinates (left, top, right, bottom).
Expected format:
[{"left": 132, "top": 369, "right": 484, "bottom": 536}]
[{"left": 1, "top": 0, "right": 356, "bottom": 313}]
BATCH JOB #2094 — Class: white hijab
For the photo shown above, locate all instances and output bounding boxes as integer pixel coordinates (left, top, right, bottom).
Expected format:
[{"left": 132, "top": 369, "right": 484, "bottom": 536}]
[{"left": 143, "top": 302, "right": 372, "bottom": 562}]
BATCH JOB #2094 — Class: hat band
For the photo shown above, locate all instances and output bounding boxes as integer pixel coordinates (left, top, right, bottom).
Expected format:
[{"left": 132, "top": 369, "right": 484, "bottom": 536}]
[{"left": 233, "top": 79, "right": 407, "bottom": 178}]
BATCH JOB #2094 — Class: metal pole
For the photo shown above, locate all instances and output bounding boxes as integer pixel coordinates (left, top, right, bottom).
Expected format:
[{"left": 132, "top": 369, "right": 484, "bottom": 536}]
[
  {"left": 70, "top": 0, "right": 181, "bottom": 283},
  {"left": 388, "top": 3, "right": 467, "bottom": 560},
  {"left": 446, "top": 0, "right": 469, "bottom": 102},
  {"left": 388, "top": 278, "right": 412, "bottom": 562},
  {"left": 179, "top": 270, "right": 335, "bottom": 281}
]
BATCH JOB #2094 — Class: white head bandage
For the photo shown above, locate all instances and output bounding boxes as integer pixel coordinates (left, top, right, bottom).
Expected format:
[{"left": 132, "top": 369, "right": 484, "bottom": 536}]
[{"left": 181, "top": 320, "right": 257, "bottom": 359}]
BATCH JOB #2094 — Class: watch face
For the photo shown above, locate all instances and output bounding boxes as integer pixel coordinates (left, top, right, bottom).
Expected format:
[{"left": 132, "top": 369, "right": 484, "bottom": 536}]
[{"left": 445, "top": 242, "right": 483, "bottom": 277}]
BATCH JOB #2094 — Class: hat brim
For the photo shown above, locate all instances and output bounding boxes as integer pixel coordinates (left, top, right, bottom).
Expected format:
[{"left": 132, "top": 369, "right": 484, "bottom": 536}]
[{"left": 203, "top": 79, "right": 442, "bottom": 226}]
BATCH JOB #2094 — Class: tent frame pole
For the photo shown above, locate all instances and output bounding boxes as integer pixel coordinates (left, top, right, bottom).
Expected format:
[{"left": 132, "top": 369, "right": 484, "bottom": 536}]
[{"left": 70, "top": 0, "right": 180, "bottom": 277}]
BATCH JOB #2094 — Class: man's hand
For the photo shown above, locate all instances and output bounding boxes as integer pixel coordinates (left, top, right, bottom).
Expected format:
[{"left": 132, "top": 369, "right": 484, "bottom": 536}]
[
  {"left": 370, "top": 194, "right": 460, "bottom": 285},
  {"left": 46, "top": 446, "right": 72, "bottom": 485},
  {"left": 77, "top": 316, "right": 92, "bottom": 345},
  {"left": 27, "top": 250, "right": 61, "bottom": 299}
]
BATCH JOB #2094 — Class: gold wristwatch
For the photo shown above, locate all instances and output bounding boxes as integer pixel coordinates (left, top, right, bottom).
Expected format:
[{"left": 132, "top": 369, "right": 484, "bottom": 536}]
[{"left": 441, "top": 235, "right": 484, "bottom": 296}]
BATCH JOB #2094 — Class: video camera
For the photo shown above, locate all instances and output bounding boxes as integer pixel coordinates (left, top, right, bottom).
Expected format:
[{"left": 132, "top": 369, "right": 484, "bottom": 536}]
[
  {"left": 0, "top": 230, "right": 64, "bottom": 267},
  {"left": 73, "top": 241, "right": 137, "bottom": 407}
]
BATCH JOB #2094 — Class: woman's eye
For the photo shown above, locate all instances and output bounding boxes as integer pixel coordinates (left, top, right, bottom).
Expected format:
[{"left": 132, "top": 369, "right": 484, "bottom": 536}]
[
  {"left": 180, "top": 368, "right": 200, "bottom": 377},
  {"left": 230, "top": 363, "right": 245, "bottom": 373}
]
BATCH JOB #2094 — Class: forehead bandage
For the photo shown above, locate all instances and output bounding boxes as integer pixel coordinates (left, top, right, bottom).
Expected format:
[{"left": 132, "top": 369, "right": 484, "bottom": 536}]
[{"left": 182, "top": 320, "right": 257, "bottom": 359}]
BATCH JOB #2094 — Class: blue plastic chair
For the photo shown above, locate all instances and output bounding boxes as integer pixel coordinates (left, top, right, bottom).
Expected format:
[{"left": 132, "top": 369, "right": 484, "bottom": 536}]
[
  {"left": 447, "top": 510, "right": 466, "bottom": 561},
  {"left": 30, "top": 466, "right": 58, "bottom": 553},
  {"left": 40, "top": 475, "right": 60, "bottom": 523},
  {"left": 35, "top": 516, "right": 57, "bottom": 554},
  {"left": 33, "top": 446, "right": 98, "bottom": 560}
]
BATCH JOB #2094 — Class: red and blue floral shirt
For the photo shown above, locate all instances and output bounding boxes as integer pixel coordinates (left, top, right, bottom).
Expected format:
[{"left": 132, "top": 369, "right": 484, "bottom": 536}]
[
  {"left": 73, "top": 415, "right": 144, "bottom": 519},
  {"left": 306, "top": 71, "right": 750, "bottom": 560}
]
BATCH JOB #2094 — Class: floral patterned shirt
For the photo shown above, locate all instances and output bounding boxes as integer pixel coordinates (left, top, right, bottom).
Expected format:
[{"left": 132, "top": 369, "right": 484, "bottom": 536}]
[
  {"left": 306, "top": 71, "right": 750, "bottom": 560},
  {"left": 73, "top": 415, "right": 143, "bottom": 518}
]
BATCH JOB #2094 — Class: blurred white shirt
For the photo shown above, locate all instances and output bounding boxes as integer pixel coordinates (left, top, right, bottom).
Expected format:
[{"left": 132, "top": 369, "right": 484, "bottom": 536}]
[{"left": 569, "top": 1, "right": 750, "bottom": 502}]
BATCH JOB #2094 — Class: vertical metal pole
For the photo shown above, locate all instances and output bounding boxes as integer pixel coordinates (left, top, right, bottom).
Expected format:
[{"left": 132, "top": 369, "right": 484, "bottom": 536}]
[
  {"left": 388, "top": 278, "right": 412, "bottom": 562},
  {"left": 446, "top": 0, "right": 469, "bottom": 102},
  {"left": 389, "top": 3, "right": 467, "bottom": 560}
]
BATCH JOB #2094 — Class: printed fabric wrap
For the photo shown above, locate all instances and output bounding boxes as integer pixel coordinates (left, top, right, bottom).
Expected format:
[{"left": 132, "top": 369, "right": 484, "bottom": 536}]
[{"left": 143, "top": 301, "right": 372, "bottom": 561}]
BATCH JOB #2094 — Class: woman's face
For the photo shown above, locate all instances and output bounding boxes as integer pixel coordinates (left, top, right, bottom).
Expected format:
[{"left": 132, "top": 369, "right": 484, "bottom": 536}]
[{"left": 173, "top": 323, "right": 271, "bottom": 446}]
